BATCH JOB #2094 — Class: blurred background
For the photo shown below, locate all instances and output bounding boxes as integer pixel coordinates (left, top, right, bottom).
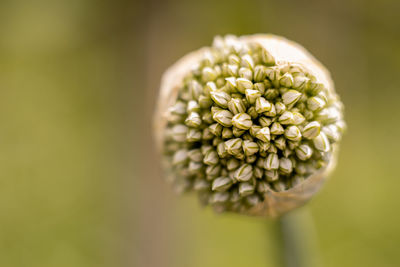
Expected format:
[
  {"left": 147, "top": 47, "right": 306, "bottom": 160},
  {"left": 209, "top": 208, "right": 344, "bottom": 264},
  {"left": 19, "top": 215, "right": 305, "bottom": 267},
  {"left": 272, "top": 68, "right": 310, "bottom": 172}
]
[{"left": 1, "top": 0, "right": 399, "bottom": 266}]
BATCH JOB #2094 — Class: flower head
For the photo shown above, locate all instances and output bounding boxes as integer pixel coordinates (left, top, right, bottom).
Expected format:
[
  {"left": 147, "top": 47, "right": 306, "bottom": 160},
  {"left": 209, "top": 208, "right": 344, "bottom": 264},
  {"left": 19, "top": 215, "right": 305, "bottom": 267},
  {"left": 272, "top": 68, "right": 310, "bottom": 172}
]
[{"left": 155, "top": 34, "right": 345, "bottom": 216}]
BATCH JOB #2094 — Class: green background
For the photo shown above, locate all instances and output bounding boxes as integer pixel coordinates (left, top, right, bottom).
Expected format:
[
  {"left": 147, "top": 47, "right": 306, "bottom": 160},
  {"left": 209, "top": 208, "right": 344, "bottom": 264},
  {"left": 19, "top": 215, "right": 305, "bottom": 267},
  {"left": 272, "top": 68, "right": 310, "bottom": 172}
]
[{"left": 1, "top": 0, "right": 399, "bottom": 266}]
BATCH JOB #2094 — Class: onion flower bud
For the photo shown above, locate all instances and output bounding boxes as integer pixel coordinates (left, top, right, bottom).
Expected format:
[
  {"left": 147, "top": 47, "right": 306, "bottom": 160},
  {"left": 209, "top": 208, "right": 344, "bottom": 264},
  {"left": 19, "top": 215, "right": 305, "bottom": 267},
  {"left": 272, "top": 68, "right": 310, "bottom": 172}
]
[{"left": 154, "top": 34, "right": 345, "bottom": 217}]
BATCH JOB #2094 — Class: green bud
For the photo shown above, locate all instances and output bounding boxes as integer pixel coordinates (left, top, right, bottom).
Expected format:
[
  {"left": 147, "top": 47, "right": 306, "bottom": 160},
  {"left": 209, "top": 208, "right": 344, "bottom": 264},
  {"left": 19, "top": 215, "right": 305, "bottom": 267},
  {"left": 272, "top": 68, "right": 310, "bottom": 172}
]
[
  {"left": 210, "top": 91, "right": 231, "bottom": 108},
  {"left": 202, "top": 51, "right": 215, "bottom": 66},
  {"left": 265, "top": 169, "right": 278, "bottom": 182},
  {"left": 242, "top": 133, "right": 253, "bottom": 141},
  {"left": 185, "top": 112, "right": 202, "bottom": 128},
  {"left": 201, "top": 145, "right": 213, "bottom": 155},
  {"left": 188, "top": 161, "right": 203, "bottom": 173},
  {"left": 307, "top": 81, "right": 324, "bottom": 95},
  {"left": 257, "top": 180, "right": 271, "bottom": 193},
  {"left": 284, "top": 126, "right": 302, "bottom": 141},
  {"left": 279, "top": 111, "right": 295, "bottom": 125},
  {"left": 265, "top": 67, "right": 280, "bottom": 81},
  {"left": 273, "top": 181, "right": 286, "bottom": 192},
  {"left": 172, "top": 149, "right": 188, "bottom": 165},
  {"left": 193, "top": 178, "right": 210, "bottom": 191},
  {"left": 246, "top": 194, "right": 260, "bottom": 206},
  {"left": 249, "top": 125, "right": 261, "bottom": 137},
  {"left": 257, "top": 140, "right": 271, "bottom": 153},
  {"left": 280, "top": 73, "right": 294, "bottom": 87},
  {"left": 268, "top": 144, "right": 278, "bottom": 153},
  {"left": 313, "top": 132, "right": 331, "bottom": 152},
  {"left": 254, "top": 65, "right": 266, "bottom": 82},
  {"left": 245, "top": 89, "right": 262, "bottom": 104},
  {"left": 187, "top": 100, "right": 200, "bottom": 113},
  {"left": 317, "top": 107, "right": 341, "bottom": 124},
  {"left": 241, "top": 54, "right": 255, "bottom": 69},
  {"left": 186, "top": 128, "right": 202, "bottom": 142},
  {"left": 263, "top": 103, "right": 276, "bottom": 117},
  {"left": 222, "top": 127, "right": 234, "bottom": 139},
  {"left": 307, "top": 96, "right": 326, "bottom": 111},
  {"left": 254, "top": 82, "right": 266, "bottom": 94},
  {"left": 238, "top": 67, "right": 253, "bottom": 80},
  {"left": 211, "top": 106, "right": 222, "bottom": 117},
  {"left": 239, "top": 182, "right": 255, "bottom": 197},
  {"left": 199, "top": 95, "right": 213, "bottom": 109},
  {"left": 287, "top": 140, "right": 300, "bottom": 150},
  {"left": 282, "top": 147, "right": 293, "bottom": 158},
  {"left": 212, "top": 177, "right": 233, "bottom": 191},
  {"left": 302, "top": 121, "right": 321, "bottom": 139},
  {"left": 259, "top": 116, "right": 272, "bottom": 127},
  {"left": 224, "top": 138, "right": 243, "bottom": 155},
  {"left": 203, "top": 150, "right": 219, "bottom": 165},
  {"left": 204, "top": 81, "right": 217, "bottom": 93},
  {"left": 234, "top": 164, "right": 253, "bottom": 182},
  {"left": 213, "top": 110, "right": 233, "bottom": 127},
  {"left": 232, "top": 113, "right": 253, "bottom": 130},
  {"left": 228, "top": 98, "right": 246, "bottom": 114},
  {"left": 293, "top": 75, "right": 309, "bottom": 90},
  {"left": 265, "top": 89, "right": 279, "bottom": 100},
  {"left": 206, "top": 164, "right": 221, "bottom": 178},
  {"left": 246, "top": 154, "right": 257, "bottom": 163},
  {"left": 228, "top": 54, "right": 240, "bottom": 65},
  {"left": 261, "top": 49, "right": 275, "bottom": 65},
  {"left": 322, "top": 124, "right": 341, "bottom": 142},
  {"left": 254, "top": 166, "right": 264, "bottom": 179},
  {"left": 236, "top": 78, "right": 253, "bottom": 93},
  {"left": 274, "top": 136, "right": 286, "bottom": 150},
  {"left": 279, "top": 157, "right": 293, "bottom": 175},
  {"left": 242, "top": 140, "right": 259, "bottom": 156},
  {"left": 217, "top": 142, "right": 228, "bottom": 158},
  {"left": 227, "top": 64, "right": 238, "bottom": 76},
  {"left": 167, "top": 113, "right": 184, "bottom": 124},
  {"left": 270, "top": 122, "right": 284, "bottom": 135},
  {"left": 264, "top": 153, "right": 279, "bottom": 170},
  {"left": 209, "top": 123, "right": 223, "bottom": 137},
  {"left": 232, "top": 127, "right": 246, "bottom": 137},
  {"left": 247, "top": 106, "right": 259, "bottom": 119},
  {"left": 282, "top": 89, "right": 302, "bottom": 107},
  {"left": 234, "top": 152, "right": 245, "bottom": 160},
  {"left": 171, "top": 124, "right": 188, "bottom": 142},
  {"left": 188, "top": 80, "right": 203, "bottom": 99},
  {"left": 227, "top": 158, "right": 240, "bottom": 171},
  {"left": 202, "top": 67, "right": 218, "bottom": 82},
  {"left": 210, "top": 192, "right": 229, "bottom": 203},
  {"left": 255, "top": 97, "right": 272, "bottom": 113},
  {"left": 295, "top": 163, "right": 307, "bottom": 175},
  {"left": 336, "top": 120, "right": 347, "bottom": 133},
  {"left": 292, "top": 112, "right": 305, "bottom": 125},
  {"left": 295, "top": 144, "right": 313, "bottom": 160},
  {"left": 188, "top": 149, "right": 203, "bottom": 162},
  {"left": 225, "top": 77, "right": 237, "bottom": 91},
  {"left": 275, "top": 102, "right": 286, "bottom": 115},
  {"left": 255, "top": 127, "right": 271, "bottom": 142},
  {"left": 202, "top": 127, "right": 214, "bottom": 140},
  {"left": 169, "top": 101, "right": 186, "bottom": 115}
]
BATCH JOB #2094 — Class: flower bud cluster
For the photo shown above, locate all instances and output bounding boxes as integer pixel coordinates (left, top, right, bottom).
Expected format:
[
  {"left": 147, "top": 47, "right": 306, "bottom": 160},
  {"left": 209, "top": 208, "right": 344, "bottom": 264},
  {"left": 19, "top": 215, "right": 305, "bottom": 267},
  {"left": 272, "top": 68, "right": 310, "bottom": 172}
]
[{"left": 162, "top": 35, "right": 345, "bottom": 213}]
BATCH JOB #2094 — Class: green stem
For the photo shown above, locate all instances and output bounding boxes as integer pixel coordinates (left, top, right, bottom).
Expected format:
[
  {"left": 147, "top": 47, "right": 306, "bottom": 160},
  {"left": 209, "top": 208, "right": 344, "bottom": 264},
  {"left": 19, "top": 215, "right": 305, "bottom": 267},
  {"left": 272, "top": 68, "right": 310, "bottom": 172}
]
[{"left": 276, "top": 208, "right": 321, "bottom": 267}]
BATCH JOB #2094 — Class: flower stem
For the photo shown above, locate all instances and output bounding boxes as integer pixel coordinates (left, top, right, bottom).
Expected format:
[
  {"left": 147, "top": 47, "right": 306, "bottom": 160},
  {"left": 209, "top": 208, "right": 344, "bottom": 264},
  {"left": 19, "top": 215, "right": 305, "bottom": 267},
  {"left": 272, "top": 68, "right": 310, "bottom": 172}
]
[{"left": 275, "top": 208, "right": 321, "bottom": 267}]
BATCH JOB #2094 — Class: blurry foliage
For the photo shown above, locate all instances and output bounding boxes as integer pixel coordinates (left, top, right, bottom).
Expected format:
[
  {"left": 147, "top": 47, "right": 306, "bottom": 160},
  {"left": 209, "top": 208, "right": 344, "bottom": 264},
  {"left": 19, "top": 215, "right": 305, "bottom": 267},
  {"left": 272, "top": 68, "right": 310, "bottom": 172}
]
[{"left": 0, "top": 0, "right": 399, "bottom": 266}]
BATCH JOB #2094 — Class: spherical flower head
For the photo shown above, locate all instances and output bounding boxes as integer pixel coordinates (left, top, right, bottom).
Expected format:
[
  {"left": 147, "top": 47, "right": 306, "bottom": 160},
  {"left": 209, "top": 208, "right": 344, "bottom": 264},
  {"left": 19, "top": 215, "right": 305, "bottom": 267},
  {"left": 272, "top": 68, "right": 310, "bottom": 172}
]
[{"left": 154, "top": 34, "right": 346, "bottom": 217}]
